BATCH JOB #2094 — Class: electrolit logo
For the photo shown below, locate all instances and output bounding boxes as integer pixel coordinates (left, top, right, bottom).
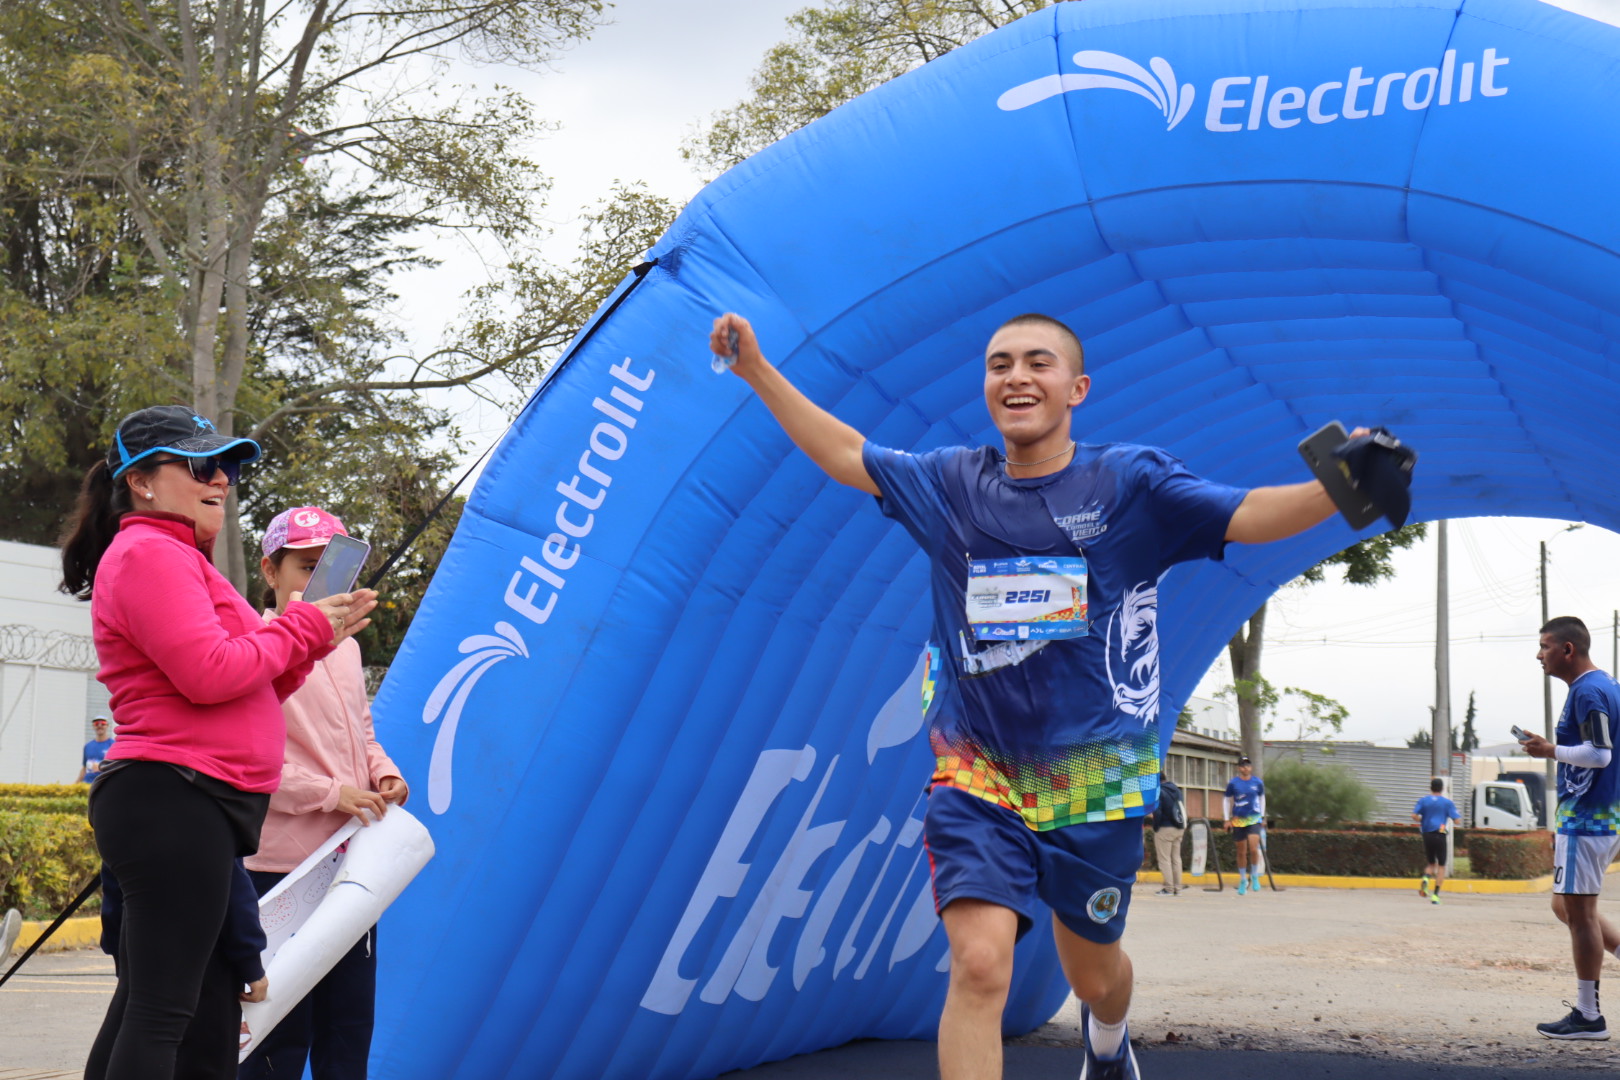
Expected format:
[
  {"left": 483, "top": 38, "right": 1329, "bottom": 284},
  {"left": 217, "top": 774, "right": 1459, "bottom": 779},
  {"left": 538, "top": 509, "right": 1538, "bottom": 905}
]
[
  {"left": 998, "top": 48, "right": 1509, "bottom": 131},
  {"left": 639, "top": 649, "right": 947, "bottom": 1015}
]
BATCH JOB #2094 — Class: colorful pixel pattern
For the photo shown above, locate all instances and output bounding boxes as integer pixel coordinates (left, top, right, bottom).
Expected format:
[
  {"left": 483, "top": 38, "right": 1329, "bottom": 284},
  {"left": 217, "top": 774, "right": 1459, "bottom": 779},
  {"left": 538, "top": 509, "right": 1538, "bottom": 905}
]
[{"left": 931, "top": 726, "right": 1160, "bottom": 831}]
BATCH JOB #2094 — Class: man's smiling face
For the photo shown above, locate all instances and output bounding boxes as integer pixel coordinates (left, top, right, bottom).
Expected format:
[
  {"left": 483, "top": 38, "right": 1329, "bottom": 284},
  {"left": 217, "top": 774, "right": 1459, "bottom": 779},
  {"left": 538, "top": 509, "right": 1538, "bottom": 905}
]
[{"left": 983, "top": 322, "right": 1089, "bottom": 450}]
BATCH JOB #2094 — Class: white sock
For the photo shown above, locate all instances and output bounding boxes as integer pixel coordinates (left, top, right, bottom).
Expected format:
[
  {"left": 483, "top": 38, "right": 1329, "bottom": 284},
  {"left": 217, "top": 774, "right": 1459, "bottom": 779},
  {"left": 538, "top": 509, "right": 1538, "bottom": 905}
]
[
  {"left": 1087, "top": 1011, "right": 1128, "bottom": 1060},
  {"left": 1578, "top": 979, "right": 1601, "bottom": 1020}
]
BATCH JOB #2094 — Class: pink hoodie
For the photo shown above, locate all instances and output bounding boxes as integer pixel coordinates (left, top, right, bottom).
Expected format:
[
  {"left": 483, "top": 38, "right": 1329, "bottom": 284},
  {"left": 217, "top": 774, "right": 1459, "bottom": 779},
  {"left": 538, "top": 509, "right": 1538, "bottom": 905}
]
[
  {"left": 93, "top": 514, "right": 334, "bottom": 792},
  {"left": 246, "top": 617, "right": 405, "bottom": 872}
]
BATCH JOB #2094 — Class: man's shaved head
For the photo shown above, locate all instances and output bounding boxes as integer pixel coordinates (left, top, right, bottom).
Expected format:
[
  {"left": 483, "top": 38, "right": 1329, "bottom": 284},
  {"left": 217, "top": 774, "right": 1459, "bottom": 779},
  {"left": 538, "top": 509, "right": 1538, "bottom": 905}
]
[{"left": 994, "top": 313, "right": 1084, "bottom": 375}]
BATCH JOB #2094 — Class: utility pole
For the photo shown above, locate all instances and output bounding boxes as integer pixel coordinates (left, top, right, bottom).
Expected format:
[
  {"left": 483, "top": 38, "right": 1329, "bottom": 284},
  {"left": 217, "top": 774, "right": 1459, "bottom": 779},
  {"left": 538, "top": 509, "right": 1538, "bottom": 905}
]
[
  {"left": 1433, "top": 521, "right": 1451, "bottom": 780},
  {"left": 1612, "top": 610, "right": 1616, "bottom": 678},
  {"left": 1541, "top": 541, "right": 1556, "bottom": 795}
]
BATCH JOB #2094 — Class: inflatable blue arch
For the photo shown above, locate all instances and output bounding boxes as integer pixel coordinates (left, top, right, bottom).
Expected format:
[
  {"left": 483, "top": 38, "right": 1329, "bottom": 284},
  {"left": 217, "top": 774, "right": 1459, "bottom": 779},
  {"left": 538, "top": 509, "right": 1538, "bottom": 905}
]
[{"left": 368, "top": 0, "right": 1620, "bottom": 1076}]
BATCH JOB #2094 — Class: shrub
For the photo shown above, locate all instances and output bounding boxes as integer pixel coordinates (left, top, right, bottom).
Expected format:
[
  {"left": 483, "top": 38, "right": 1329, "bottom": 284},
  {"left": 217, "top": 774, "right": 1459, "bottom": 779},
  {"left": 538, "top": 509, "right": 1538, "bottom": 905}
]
[
  {"left": 0, "top": 811, "right": 101, "bottom": 919},
  {"left": 0, "top": 797, "right": 91, "bottom": 815},
  {"left": 1469, "top": 829, "right": 1553, "bottom": 879},
  {"left": 1263, "top": 757, "right": 1380, "bottom": 827}
]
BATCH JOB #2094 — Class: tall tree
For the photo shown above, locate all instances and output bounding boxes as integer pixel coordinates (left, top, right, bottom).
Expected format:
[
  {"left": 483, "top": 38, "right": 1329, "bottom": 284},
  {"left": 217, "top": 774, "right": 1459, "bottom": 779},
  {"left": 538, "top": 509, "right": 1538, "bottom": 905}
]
[
  {"left": 1228, "top": 524, "right": 1428, "bottom": 771},
  {"left": 1, "top": 0, "right": 606, "bottom": 589}
]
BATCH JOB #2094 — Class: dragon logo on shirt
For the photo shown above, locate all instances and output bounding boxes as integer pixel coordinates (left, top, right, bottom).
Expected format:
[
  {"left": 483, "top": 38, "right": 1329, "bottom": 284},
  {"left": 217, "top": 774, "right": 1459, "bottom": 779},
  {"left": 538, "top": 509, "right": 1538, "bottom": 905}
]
[{"left": 1104, "top": 581, "right": 1159, "bottom": 724}]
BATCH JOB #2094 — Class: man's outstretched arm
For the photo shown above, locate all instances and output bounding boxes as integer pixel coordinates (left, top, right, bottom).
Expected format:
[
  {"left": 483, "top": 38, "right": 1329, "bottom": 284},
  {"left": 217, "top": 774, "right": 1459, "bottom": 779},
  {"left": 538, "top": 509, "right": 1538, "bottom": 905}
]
[
  {"left": 712, "top": 313, "right": 880, "bottom": 496},
  {"left": 1225, "top": 481, "right": 1336, "bottom": 544}
]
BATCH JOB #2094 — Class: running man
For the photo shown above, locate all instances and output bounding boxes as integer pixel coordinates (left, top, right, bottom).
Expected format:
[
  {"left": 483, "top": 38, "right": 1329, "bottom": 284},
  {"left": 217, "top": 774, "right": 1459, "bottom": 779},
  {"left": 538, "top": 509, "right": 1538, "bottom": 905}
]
[
  {"left": 709, "top": 312, "right": 1360, "bottom": 1079},
  {"left": 1411, "top": 778, "right": 1460, "bottom": 904},
  {"left": 1224, "top": 756, "right": 1266, "bottom": 896},
  {"left": 1522, "top": 615, "right": 1620, "bottom": 1040}
]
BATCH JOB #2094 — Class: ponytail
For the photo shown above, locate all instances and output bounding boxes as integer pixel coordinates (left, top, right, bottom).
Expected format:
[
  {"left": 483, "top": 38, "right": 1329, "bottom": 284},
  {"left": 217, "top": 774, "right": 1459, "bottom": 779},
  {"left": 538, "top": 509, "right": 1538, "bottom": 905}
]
[{"left": 60, "top": 460, "right": 143, "bottom": 599}]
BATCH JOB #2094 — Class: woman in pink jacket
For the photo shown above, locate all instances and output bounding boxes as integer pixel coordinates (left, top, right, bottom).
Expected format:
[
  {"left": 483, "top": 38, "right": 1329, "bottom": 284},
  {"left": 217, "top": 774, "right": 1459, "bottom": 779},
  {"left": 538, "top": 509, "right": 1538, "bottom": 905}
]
[
  {"left": 61, "top": 406, "right": 376, "bottom": 1080},
  {"left": 240, "top": 506, "right": 408, "bottom": 1080}
]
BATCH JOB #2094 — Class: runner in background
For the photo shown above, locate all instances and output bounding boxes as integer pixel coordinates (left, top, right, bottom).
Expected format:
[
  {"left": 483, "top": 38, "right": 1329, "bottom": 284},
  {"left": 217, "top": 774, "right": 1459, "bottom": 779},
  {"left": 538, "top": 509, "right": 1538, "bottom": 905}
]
[
  {"left": 239, "top": 507, "right": 408, "bottom": 1080},
  {"left": 1410, "top": 778, "right": 1459, "bottom": 905},
  {"left": 78, "top": 714, "right": 115, "bottom": 783},
  {"left": 1224, "top": 756, "right": 1266, "bottom": 896}
]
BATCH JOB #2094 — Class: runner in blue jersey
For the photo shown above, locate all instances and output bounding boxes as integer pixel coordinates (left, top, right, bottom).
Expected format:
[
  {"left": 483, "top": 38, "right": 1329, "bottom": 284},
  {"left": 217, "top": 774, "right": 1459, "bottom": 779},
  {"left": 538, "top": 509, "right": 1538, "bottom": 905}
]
[
  {"left": 1223, "top": 757, "right": 1266, "bottom": 895},
  {"left": 1410, "top": 778, "right": 1460, "bottom": 904},
  {"left": 709, "top": 311, "right": 1362, "bottom": 1080},
  {"left": 1522, "top": 616, "right": 1620, "bottom": 1040}
]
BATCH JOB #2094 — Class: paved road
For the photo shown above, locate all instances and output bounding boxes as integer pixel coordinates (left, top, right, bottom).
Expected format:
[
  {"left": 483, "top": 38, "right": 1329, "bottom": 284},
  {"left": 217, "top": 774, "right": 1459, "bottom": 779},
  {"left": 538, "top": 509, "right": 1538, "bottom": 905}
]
[
  {"left": 8, "top": 883, "right": 1620, "bottom": 1077},
  {"left": 719, "top": 1041, "right": 1612, "bottom": 1079}
]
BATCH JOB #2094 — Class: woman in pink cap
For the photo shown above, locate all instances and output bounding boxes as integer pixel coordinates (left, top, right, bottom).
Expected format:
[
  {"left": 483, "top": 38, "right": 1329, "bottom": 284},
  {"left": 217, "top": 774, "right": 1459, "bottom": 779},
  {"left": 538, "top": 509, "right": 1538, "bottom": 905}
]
[{"left": 242, "top": 506, "right": 408, "bottom": 1080}]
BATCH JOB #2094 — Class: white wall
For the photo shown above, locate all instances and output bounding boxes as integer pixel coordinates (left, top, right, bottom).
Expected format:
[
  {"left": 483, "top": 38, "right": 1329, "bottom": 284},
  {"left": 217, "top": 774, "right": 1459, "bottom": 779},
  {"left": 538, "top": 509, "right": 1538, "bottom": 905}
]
[{"left": 0, "top": 540, "right": 100, "bottom": 783}]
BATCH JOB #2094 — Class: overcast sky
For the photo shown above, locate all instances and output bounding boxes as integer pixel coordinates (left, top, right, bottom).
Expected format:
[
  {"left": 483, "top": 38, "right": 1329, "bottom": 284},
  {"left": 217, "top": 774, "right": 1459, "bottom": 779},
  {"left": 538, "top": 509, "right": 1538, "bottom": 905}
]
[{"left": 381, "top": 1, "right": 1615, "bottom": 749}]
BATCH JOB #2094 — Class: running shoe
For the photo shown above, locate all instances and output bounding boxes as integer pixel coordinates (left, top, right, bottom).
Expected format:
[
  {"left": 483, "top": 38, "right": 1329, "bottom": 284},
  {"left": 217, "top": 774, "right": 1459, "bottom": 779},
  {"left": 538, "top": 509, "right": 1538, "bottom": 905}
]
[
  {"left": 1079, "top": 1003, "right": 1140, "bottom": 1079},
  {"left": 1418, "top": 876, "right": 1430, "bottom": 897},
  {"left": 1155, "top": 887, "right": 1174, "bottom": 896},
  {"left": 1537, "top": 1005, "right": 1609, "bottom": 1040},
  {"left": 1235, "top": 878, "right": 1247, "bottom": 896},
  {"left": 1429, "top": 893, "right": 1440, "bottom": 905}
]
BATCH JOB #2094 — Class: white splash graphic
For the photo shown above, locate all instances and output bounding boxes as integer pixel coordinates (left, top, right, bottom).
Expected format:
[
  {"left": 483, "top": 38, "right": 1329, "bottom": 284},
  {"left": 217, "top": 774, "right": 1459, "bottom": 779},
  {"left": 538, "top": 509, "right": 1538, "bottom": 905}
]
[
  {"left": 1104, "top": 581, "right": 1160, "bottom": 723},
  {"left": 998, "top": 50, "right": 1196, "bottom": 130},
  {"left": 423, "top": 622, "right": 529, "bottom": 814}
]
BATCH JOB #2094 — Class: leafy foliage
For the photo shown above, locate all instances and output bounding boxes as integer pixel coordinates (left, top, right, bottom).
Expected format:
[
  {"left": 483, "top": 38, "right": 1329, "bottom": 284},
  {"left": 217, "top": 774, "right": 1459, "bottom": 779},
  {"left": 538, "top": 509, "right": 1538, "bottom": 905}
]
[
  {"left": 684, "top": 0, "right": 1054, "bottom": 179},
  {"left": 1469, "top": 829, "right": 1553, "bottom": 880},
  {"left": 0, "top": 810, "right": 100, "bottom": 919},
  {"left": 1261, "top": 756, "right": 1380, "bottom": 828}
]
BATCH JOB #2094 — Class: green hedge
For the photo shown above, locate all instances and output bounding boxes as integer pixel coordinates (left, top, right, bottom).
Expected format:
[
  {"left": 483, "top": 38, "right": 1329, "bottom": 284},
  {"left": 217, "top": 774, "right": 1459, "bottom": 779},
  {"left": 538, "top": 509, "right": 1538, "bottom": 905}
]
[
  {"left": 0, "top": 783, "right": 89, "bottom": 800},
  {"left": 1144, "top": 825, "right": 1548, "bottom": 879},
  {"left": 0, "top": 810, "right": 101, "bottom": 919},
  {"left": 1469, "top": 829, "right": 1554, "bottom": 879},
  {"left": 0, "top": 796, "right": 91, "bottom": 815}
]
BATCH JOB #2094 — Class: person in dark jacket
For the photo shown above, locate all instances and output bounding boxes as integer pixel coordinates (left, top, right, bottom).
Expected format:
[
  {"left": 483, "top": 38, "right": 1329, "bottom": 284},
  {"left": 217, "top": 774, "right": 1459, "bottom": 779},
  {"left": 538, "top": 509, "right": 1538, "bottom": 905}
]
[{"left": 1151, "top": 772, "right": 1187, "bottom": 896}]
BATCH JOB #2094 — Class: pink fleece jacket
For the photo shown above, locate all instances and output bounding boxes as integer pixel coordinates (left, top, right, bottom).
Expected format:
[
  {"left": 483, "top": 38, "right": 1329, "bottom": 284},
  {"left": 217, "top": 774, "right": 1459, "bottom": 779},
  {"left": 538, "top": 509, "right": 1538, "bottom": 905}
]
[
  {"left": 246, "top": 620, "right": 405, "bottom": 872},
  {"left": 94, "top": 514, "right": 335, "bottom": 792}
]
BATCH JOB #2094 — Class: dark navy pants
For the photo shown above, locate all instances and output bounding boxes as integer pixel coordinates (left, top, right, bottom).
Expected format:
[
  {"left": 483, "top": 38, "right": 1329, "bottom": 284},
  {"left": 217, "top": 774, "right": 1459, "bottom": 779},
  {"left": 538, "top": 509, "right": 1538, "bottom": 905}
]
[{"left": 237, "top": 870, "right": 378, "bottom": 1080}]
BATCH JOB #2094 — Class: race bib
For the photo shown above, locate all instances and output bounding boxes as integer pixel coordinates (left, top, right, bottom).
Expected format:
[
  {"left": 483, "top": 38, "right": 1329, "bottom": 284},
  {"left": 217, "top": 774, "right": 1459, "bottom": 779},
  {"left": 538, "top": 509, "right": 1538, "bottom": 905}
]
[{"left": 965, "top": 555, "right": 1087, "bottom": 640}]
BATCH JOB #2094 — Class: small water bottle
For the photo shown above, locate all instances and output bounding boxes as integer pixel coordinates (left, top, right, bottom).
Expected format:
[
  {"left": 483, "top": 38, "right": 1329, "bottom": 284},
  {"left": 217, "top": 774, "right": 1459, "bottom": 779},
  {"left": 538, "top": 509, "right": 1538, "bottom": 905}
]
[{"left": 711, "top": 328, "right": 739, "bottom": 374}]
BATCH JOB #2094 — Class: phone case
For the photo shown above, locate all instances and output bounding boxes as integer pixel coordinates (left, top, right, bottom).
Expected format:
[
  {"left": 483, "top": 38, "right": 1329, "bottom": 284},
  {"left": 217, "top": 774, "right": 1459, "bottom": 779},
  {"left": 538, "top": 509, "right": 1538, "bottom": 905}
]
[{"left": 1297, "top": 421, "right": 1381, "bottom": 529}]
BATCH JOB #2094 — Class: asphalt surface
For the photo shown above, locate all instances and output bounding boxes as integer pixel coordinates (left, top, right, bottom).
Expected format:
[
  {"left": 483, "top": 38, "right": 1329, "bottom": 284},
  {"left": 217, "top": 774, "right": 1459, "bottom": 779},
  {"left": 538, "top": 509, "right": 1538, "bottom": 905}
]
[
  {"left": 7, "top": 887, "right": 1620, "bottom": 1080},
  {"left": 719, "top": 1041, "right": 1613, "bottom": 1078}
]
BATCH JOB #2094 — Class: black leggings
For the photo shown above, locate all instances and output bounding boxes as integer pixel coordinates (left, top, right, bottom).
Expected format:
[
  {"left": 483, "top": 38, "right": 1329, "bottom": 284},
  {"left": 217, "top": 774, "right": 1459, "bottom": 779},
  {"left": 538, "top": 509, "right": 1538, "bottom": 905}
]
[{"left": 85, "top": 763, "right": 242, "bottom": 1080}]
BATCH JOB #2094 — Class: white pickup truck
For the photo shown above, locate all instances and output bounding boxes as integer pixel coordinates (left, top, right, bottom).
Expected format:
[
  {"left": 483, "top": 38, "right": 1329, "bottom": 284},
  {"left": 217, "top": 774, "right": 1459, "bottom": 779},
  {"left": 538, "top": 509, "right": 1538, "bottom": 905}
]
[{"left": 1471, "top": 778, "right": 1542, "bottom": 830}]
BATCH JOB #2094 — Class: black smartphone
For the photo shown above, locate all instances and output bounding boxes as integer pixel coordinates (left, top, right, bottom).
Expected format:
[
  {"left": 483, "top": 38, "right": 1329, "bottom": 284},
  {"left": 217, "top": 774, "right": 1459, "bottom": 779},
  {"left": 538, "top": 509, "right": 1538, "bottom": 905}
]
[
  {"left": 1297, "top": 420, "right": 1381, "bottom": 529},
  {"left": 301, "top": 533, "right": 371, "bottom": 603}
]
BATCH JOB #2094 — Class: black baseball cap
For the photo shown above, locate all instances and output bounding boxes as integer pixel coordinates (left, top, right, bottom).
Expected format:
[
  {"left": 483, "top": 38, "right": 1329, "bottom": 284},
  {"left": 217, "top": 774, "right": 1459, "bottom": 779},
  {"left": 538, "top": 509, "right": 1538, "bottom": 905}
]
[
  {"left": 1238, "top": 755, "right": 1253, "bottom": 764},
  {"left": 106, "top": 406, "right": 261, "bottom": 479}
]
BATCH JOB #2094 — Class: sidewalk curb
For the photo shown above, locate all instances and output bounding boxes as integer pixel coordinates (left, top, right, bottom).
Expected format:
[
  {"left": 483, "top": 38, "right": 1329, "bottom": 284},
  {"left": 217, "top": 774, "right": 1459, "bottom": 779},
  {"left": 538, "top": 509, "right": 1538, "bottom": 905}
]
[
  {"left": 15, "top": 915, "right": 100, "bottom": 954},
  {"left": 1138, "top": 870, "right": 1562, "bottom": 893}
]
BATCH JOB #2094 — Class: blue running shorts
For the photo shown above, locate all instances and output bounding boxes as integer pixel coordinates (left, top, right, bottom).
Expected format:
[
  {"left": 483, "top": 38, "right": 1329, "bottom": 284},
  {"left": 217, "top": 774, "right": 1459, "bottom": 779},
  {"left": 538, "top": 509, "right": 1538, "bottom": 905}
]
[{"left": 923, "top": 784, "right": 1141, "bottom": 944}]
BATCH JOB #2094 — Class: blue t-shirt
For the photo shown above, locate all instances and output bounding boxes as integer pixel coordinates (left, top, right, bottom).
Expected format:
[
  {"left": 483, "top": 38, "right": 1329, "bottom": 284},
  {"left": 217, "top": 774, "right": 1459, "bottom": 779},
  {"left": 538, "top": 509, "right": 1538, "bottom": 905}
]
[
  {"left": 1555, "top": 669, "right": 1620, "bottom": 836},
  {"left": 1225, "top": 775, "right": 1265, "bottom": 827},
  {"left": 862, "top": 441, "right": 1246, "bottom": 831},
  {"left": 83, "top": 738, "right": 113, "bottom": 782},
  {"left": 1413, "top": 793, "right": 1460, "bottom": 833}
]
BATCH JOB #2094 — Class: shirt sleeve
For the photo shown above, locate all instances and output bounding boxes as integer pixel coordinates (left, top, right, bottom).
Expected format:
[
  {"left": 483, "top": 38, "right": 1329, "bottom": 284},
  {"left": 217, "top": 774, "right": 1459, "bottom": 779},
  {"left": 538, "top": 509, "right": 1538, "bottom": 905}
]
[
  {"left": 1577, "top": 686, "right": 1615, "bottom": 750},
  {"left": 862, "top": 443, "right": 957, "bottom": 558},
  {"left": 220, "top": 859, "right": 267, "bottom": 986},
  {"left": 106, "top": 537, "right": 332, "bottom": 705},
  {"left": 1139, "top": 448, "right": 1248, "bottom": 567},
  {"left": 1448, "top": 799, "right": 1461, "bottom": 821}
]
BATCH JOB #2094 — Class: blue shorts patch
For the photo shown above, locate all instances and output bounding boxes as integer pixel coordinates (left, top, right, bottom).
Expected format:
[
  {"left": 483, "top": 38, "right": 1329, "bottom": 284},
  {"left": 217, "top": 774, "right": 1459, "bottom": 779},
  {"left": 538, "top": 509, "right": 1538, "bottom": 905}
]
[{"left": 923, "top": 784, "right": 1141, "bottom": 944}]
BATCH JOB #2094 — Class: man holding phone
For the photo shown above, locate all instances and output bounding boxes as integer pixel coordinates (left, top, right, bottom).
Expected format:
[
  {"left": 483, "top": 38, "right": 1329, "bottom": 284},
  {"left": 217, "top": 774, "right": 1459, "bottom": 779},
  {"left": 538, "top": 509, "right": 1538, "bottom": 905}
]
[
  {"left": 707, "top": 311, "right": 1379, "bottom": 1080},
  {"left": 1521, "top": 615, "right": 1620, "bottom": 1040}
]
